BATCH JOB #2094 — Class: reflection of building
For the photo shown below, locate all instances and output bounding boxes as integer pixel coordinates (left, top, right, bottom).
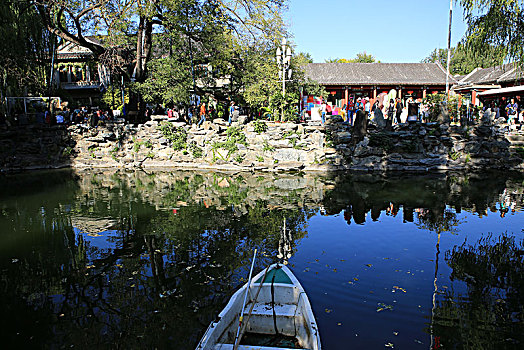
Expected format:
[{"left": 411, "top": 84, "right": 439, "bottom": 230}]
[
  {"left": 53, "top": 37, "right": 111, "bottom": 105},
  {"left": 304, "top": 63, "right": 454, "bottom": 107}
]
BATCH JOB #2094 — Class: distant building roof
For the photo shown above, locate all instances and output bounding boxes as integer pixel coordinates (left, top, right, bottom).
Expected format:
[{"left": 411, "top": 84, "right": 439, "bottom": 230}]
[
  {"left": 304, "top": 63, "right": 454, "bottom": 86},
  {"left": 458, "top": 63, "right": 523, "bottom": 85}
]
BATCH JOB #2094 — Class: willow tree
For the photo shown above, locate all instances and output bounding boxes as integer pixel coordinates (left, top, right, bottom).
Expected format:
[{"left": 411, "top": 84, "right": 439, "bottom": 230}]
[
  {"left": 0, "top": 0, "right": 52, "bottom": 113},
  {"left": 460, "top": 0, "right": 524, "bottom": 67}
]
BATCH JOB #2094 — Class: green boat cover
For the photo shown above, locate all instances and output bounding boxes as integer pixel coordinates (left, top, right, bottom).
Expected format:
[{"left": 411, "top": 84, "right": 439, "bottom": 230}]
[{"left": 255, "top": 267, "right": 293, "bottom": 284}]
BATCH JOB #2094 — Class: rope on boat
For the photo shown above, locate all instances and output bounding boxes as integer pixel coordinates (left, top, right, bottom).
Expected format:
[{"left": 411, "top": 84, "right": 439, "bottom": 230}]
[{"left": 271, "top": 266, "right": 281, "bottom": 336}]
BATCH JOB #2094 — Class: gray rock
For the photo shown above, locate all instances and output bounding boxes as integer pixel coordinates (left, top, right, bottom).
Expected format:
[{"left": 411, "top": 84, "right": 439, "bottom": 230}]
[{"left": 334, "top": 131, "right": 351, "bottom": 144}]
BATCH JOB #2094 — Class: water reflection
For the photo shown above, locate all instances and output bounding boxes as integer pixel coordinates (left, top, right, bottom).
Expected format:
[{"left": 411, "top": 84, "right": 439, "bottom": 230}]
[{"left": 0, "top": 169, "right": 522, "bottom": 349}]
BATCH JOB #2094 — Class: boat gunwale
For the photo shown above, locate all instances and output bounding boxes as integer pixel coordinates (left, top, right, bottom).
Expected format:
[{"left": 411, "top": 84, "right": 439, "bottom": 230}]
[{"left": 196, "top": 263, "right": 321, "bottom": 350}]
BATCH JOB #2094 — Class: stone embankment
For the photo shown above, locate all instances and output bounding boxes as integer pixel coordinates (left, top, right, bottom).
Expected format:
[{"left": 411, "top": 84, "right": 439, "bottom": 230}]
[{"left": 0, "top": 115, "right": 522, "bottom": 172}]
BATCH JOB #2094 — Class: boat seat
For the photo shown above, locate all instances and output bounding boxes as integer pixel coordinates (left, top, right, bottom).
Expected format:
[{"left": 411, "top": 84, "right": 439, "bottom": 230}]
[
  {"left": 249, "top": 302, "right": 297, "bottom": 318},
  {"left": 214, "top": 344, "right": 309, "bottom": 350}
]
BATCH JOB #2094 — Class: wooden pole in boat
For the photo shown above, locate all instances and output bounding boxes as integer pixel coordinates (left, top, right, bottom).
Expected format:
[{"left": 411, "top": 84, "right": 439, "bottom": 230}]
[
  {"left": 233, "top": 249, "right": 257, "bottom": 348},
  {"left": 233, "top": 265, "right": 271, "bottom": 350}
]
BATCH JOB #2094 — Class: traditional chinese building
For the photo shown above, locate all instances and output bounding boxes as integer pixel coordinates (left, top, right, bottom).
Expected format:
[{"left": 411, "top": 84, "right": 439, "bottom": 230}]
[
  {"left": 53, "top": 37, "right": 111, "bottom": 106},
  {"left": 452, "top": 63, "right": 523, "bottom": 105},
  {"left": 304, "top": 62, "right": 455, "bottom": 107}
]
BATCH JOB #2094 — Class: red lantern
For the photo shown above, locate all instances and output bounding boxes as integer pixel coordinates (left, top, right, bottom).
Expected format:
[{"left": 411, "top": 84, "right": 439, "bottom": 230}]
[{"left": 408, "top": 90, "right": 414, "bottom": 94}]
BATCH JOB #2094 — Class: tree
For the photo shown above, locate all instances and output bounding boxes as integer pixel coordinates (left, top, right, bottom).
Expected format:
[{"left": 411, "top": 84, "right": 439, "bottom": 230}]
[
  {"left": 325, "top": 51, "right": 377, "bottom": 63},
  {"left": 459, "top": 0, "right": 523, "bottom": 67},
  {"left": 0, "top": 0, "right": 52, "bottom": 112},
  {"left": 422, "top": 43, "right": 506, "bottom": 75},
  {"left": 431, "top": 234, "right": 524, "bottom": 349}
]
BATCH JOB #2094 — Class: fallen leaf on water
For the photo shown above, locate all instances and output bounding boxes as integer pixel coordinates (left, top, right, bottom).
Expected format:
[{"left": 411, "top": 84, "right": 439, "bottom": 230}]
[
  {"left": 347, "top": 281, "right": 354, "bottom": 285},
  {"left": 365, "top": 264, "right": 372, "bottom": 267},
  {"left": 304, "top": 268, "right": 310, "bottom": 272},
  {"left": 291, "top": 264, "right": 295, "bottom": 268},
  {"left": 353, "top": 277, "right": 359, "bottom": 281},
  {"left": 87, "top": 233, "right": 102, "bottom": 237},
  {"left": 59, "top": 314, "right": 65, "bottom": 317},
  {"left": 393, "top": 332, "right": 399, "bottom": 336},
  {"left": 325, "top": 308, "right": 332, "bottom": 313},
  {"left": 337, "top": 322, "right": 342, "bottom": 326},
  {"left": 130, "top": 284, "right": 136, "bottom": 288},
  {"left": 333, "top": 268, "right": 337, "bottom": 272},
  {"left": 376, "top": 303, "right": 394, "bottom": 312},
  {"left": 385, "top": 342, "right": 394, "bottom": 348},
  {"left": 86, "top": 265, "right": 95, "bottom": 269},
  {"left": 340, "top": 259, "right": 345, "bottom": 262},
  {"left": 315, "top": 259, "right": 319, "bottom": 262},
  {"left": 414, "top": 339, "right": 423, "bottom": 344},
  {"left": 393, "top": 286, "right": 407, "bottom": 293}
]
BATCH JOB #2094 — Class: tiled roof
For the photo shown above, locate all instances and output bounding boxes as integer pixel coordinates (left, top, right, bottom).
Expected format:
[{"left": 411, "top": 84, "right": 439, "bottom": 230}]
[
  {"left": 459, "top": 63, "right": 522, "bottom": 85},
  {"left": 304, "top": 63, "right": 454, "bottom": 86}
]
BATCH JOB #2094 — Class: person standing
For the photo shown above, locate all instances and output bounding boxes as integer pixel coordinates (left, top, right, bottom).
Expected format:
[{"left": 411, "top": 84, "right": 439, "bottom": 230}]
[
  {"left": 506, "top": 98, "right": 518, "bottom": 125},
  {"left": 198, "top": 102, "right": 206, "bottom": 127},
  {"left": 364, "top": 97, "right": 371, "bottom": 116},
  {"left": 228, "top": 101, "right": 235, "bottom": 126},
  {"left": 394, "top": 98, "right": 403, "bottom": 124},
  {"left": 387, "top": 99, "right": 395, "bottom": 121},
  {"left": 320, "top": 99, "right": 327, "bottom": 125}
]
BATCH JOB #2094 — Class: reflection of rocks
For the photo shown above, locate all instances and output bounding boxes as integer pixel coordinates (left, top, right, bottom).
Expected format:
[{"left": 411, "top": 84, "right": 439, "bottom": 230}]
[
  {"left": 75, "top": 169, "right": 331, "bottom": 213},
  {"left": 71, "top": 216, "right": 118, "bottom": 234},
  {"left": 73, "top": 169, "right": 524, "bottom": 229}
]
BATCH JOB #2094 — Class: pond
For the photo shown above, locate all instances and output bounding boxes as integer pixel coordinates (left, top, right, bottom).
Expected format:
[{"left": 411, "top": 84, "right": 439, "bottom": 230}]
[{"left": 0, "top": 169, "right": 522, "bottom": 349}]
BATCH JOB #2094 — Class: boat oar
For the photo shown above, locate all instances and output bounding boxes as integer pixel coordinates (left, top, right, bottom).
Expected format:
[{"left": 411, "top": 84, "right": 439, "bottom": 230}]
[
  {"left": 233, "top": 264, "right": 271, "bottom": 350},
  {"left": 233, "top": 249, "right": 257, "bottom": 348}
]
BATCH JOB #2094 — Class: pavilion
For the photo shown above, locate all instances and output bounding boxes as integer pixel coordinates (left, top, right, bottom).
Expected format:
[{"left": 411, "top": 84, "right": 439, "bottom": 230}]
[{"left": 304, "top": 62, "right": 455, "bottom": 107}]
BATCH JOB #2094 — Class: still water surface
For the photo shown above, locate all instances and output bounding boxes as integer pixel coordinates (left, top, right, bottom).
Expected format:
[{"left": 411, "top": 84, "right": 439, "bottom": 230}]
[{"left": 0, "top": 170, "right": 522, "bottom": 349}]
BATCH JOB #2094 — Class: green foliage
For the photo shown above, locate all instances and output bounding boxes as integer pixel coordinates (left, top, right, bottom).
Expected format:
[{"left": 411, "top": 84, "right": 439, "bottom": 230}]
[
  {"left": 459, "top": 0, "right": 522, "bottom": 67},
  {"left": 62, "top": 147, "right": 74, "bottom": 157},
  {"left": 515, "top": 147, "right": 524, "bottom": 159},
  {"left": 422, "top": 43, "right": 506, "bottom": 75},
  {"left": 102, "top": 85, "right": 129, "bottom": 111},
  {"left": 325, "top": 51, "right": 378, "bottom": 63},
  {"left": 234, "top": 154, "right": 244, "bottom": 163},
  {"left": 0, "top": 0, "right": 52, "bottom": 111},
  {"left": 263, "top": 140, "right": 275, "bottom": 152},
  {"left": 158, "top": 122, "right": 188, "bottom": 151},
  {"left": 253, "top": 120, "right": 268, "bottom": 133},
  {"left": 134, "top": 57, "right": 192, "bottom": 106},
  {"left": 256, "top": 155, "right": 264, "bottom": 162},
  {"left": 212, "top": 126, "right": 248, "bottom": 161},
  {"left": 189, "top": 143, "right": 203, "bottom": 158},
  {"left": 449, "top": 151, "right": 461, "bottom": 161},
  {"left": 423, "top": 93, "right": 463, "bottom": 123}
]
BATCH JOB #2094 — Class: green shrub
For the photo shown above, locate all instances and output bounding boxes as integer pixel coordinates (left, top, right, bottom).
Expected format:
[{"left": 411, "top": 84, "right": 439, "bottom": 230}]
[
  {"left": 189, "top": 143, "right": 203, "bottom": 158},
  {"left": 158, "top": 122, "right": 187, "bottom": 151},
  {"left": 253, "top": 120, "right": 268, "bottom": 133}
]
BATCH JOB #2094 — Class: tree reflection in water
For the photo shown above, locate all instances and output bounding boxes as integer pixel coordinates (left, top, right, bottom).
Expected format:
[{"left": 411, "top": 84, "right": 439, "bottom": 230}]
[
  {"left": 431, "top": 235, "right": 524, "bottom": 349},
  {"left": 0, "top": 169, "right": 522, "bottom": 349}
]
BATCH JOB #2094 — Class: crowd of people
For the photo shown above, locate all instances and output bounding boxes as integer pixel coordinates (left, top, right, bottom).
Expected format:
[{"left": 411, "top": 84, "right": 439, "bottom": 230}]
[
  {"left": 317, "top": 95, "right": 426, "bottom": 126},
  {"left": 146, "top": 101, "right": 242, "bottom": 127},
  {"left": 0, "top": 105, "right": 117, "bottom": 128}
]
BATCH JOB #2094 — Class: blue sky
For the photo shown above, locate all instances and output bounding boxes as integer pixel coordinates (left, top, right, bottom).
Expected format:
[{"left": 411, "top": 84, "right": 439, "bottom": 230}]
[{"left": 285, "top": 0, "right": 468, "bottom": 63}]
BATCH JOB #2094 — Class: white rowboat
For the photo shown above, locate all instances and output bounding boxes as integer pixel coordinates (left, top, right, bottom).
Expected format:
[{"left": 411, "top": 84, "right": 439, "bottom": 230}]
[{"left": 197, "top": 263, "right": 321, "bottom": 350}]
